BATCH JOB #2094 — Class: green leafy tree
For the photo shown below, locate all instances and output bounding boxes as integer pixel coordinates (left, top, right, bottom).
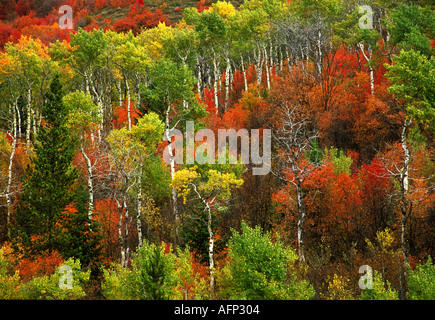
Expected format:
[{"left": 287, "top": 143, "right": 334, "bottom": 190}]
[
  {"left": 227, "top": 221, "right": 315, "bottom": 300},
  {"left": 388, "top": 4, "right": 435, "bottom": 57},
  {"left": 12, "top": 75, "right": 98, "bottom": 266},
  {"left": 408, "top": 256, "right": 435, "bottom": 300},
  {"left": 171, "top": 167, "right": 243, "bottom": 294},
  {"left": 102, "top": 241, "right": 179, "bottom": 300}
]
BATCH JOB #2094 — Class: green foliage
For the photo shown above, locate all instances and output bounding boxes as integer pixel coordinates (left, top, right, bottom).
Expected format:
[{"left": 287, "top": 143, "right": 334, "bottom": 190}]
[
  {"left": 12, "top": 75, "right": 98, "bottom": 266},
  {"left": 359, "top": 270, "right": 399, "bottom": 300},
  {"left": 20, "top": 258, "right": 90, "bottom": 300},
  {"left": 227, "top": 221, "right": 315, "bottom": 300},
  {"left": 386, "top": 49, "right": 435, "bottom": 132},
  {"left": 63, "top": 90, "right": 101, "bottom": 137},
  {"left": 408, "top": 256, "right": 435, "bottom": 300},
  {"left": 102, "top": 242, "right": 179, "bottom": 300},
  {"left": 388, "top": 4, "right": 435, "bottom": 57},
  {"left": 323, "top": 147, "right": 352, "bottom": 175},
  {"left": 0, "top": 247, "right": 21, "bottom": 299},
  {"left": 0, "top": 249, "right": 90, "bottom": 300}
]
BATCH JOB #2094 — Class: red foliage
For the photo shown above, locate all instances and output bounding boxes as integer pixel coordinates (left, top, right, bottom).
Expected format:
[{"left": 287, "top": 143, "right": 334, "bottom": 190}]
[
  {"left": 0, "top": 22, "right": 21, "bottom": 48},
  {"left": 112, "top": 5, "right": 171, "bottom": 34},
  {"left": 17, "top": 251, "right": 64, "bottom": 282},
  {"left": 95, "top": 198, "right": 120, "bottom": 264},
  {"left": 95, "top": 0, "right": 108, "bottom": 10},
  {"left": 196, "top": 0, "right": 212, "bottom": 13},
  {"left": 113, "top": 99, "right": 142, "bottom": 129},
  {"left": 15, "top": 0, "right": 32, "bottom": 17}
]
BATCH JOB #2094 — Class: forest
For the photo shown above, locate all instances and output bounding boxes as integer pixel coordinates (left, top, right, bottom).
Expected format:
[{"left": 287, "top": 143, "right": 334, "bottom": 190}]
[{"left": 0, "top": 0, "right": 434, "bottom": 300}]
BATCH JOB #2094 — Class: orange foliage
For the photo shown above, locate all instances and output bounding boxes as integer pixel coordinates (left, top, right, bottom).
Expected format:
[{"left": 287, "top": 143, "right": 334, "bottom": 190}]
[
  {"left": 17, "top": 250, "right": 64, "bottom": 282},
  {"left": 95, "top": 198, "right": 120, "bottom": 264},
  {"left": 113, "top": 100, "right": 143, "bottom": 129}
]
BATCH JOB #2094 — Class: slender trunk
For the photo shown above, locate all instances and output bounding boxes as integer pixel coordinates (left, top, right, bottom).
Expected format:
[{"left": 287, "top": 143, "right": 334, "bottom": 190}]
[
  {"left": 358, "top": 43, "right": 374, "bottom": 95},
  {"left": 117, "top": 77, "right": 123, "bottom": 110},
  {"left": 136, "top": 73, "right": 141, "bottom": 109},
  {"left": 165, "top": 105, "right": 179, "bottom": 243},
  {"left": 264, "top": 47, "right": 271, "bottom": 90},
  {"left": 255, "top": 46, "right": 262, "bottom": 86},
  {"left": 224, "top": 56, "right": 231, "bottom": 111},
  {"left": 124, "top": 199, "right": 130, "bottom": 265},
  {"left": 137, "top": 169, "right": 143, "bottom": 247},
  {"left": 399, "top": 118, "right": 412, "bottom": 300},
  {"left": 26, "top": 87, "right": 32, "bottom": 148},
  {"left": 15, "top": 101, "right": 21, "bottom": 137},
  {"left": 212, "top": 51, "right": 219, "bottom": 113},
  {"left": 296, "top": 177, "right": 306, "bottom": 262},
  {"left": 116, "top": 196, "right": 126, "bottom": 267},
  {"left": 207, "top": 204, "right": 215, "bottom": 295},
  {"left": 125, "top": 75, "right": 131, "bottom": 130},
  {"left": 197, "top": 57, "right": 202, "bottom": 97},
  {"left": 6, "top": 104, "right": 17, "bottom": 239},
  {"left": 241, "top": 56, "right": 248, "bottom": 92},
  {"left": 81, "top": 145, "right": 94, "bottom": 221}
]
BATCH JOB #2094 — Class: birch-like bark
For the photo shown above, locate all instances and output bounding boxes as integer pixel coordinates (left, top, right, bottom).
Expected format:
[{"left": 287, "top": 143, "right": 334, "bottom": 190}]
[
  {"left": 81, "top": 145, "right": 94, "bottom": 221},
  {"left": 207, "top": 202, "right": 215, "bottom": 294},
  {"left": 358, "top": 43, "right": 374, "bottom": 95},
  {"left": 6, "top": 103, "right": 17, "bottom": 239},
  {"left": 197, "top": 57, "right": 203, "bottom": 97},
  {"left": 241, "top": 56, "right": 248, "bottom": 92},
  {"left": 136, "top": 169, "right": 143, "bottom": 247},
  {"left": 212, "top": 50, "right": 219, "bottom": 113},
  {"left": 165, "top": 104, "right": 179, "bottom": 242},
  {"left": 296, "top": 177, "right": 306, "bottom": 262},
  {"left": 263, "top": 47, "right": 271, "bottom": 90},
  {"left": 254, "top": 46, "right": 263, "bottom": 86},
  {"left": 399, "top": 118, "right": 412, "bottom": 299},
  {"left": 125, "top": 75, "right": 132, "bottom": 130},
  {"left": 26, "top": 87, "right": 32, "bottom": 148},
  {"left": 224, "top": 56, "right": 231, "bottom": 111},
  {"left": 116, "top": 196, "right": 126, "bottom": 267}
]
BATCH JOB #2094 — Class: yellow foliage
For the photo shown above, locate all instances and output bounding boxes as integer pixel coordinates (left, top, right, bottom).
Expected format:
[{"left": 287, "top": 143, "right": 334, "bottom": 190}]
[
  {"left": 324, "top": 274, "right": 354, "bottom": 300},
  {"left": 212, "top": 1, "right": 236, "bottom": 20}
]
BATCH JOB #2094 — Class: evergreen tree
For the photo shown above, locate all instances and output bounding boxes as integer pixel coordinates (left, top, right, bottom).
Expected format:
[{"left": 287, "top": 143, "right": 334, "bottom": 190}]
[{"left": 12, "top": 74, "right": 100, "bottom": 267}]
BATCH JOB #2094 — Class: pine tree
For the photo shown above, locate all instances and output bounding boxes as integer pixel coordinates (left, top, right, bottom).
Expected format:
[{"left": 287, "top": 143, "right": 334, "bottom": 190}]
[{"left": 12, "top": 74, "right": 100, "bottom": 266}]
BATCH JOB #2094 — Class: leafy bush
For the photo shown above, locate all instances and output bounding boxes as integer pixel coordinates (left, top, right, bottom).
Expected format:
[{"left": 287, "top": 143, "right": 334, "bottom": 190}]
[
  {"left": 226, "top": 221, "right": 315, "bottom": 300},
  {"left": 359, "top": 270, "right": 398, "bottom": 300},
  {"left": 102, "top": 241, "right": 179, "bottom": 300},
  {"left": 408, "top": 256, "right": 435, "bottom": 300},
  {"left": 19, "top": 258, "right": 91, "bottom": 300},
  {"left": 0, "top": 247, "right": 21, "bottom": 299}
]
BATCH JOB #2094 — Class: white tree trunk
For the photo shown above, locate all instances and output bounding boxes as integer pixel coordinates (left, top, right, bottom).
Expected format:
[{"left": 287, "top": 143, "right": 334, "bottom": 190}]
[
  {"left": 165, "top": 105, "right": 179, "bottom": 242},
  {"left": 224, "top": 56, "right": 231, "bottom": 111},
  {"left": 241, "top": 56, "right": 248, "bottom": 92},
  {"left": 399, "top": 118, "right": 412, "bottom": 299},
  {"left": 6, "top": 103, "right": 17, "bottom": 239},
  {"left": 81, "top": 145, "right": 94, "bottom": 221},
  {"left": 212, "top": 52, "right": 219, "bottom": 113},
  {"left": 296, "top": 178, "right": 306, "bottom": 262},
  {"left": 125, "top": 75, "right": 132, "bottom": 130},
  {"left": 264, "top": 47, "right": 271, "bottom": 90},
  {"left": 26, "top": 87, "right": 32, "bottom": 148},
  {"left": 358, "top": 43, "right": 374, "bottom": 95},
  {"left": 207, "top": 204, "right": 215, "bottom": 294},
  {"left": 136, "top": 170, "right": 143, "bottom": 247}
]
